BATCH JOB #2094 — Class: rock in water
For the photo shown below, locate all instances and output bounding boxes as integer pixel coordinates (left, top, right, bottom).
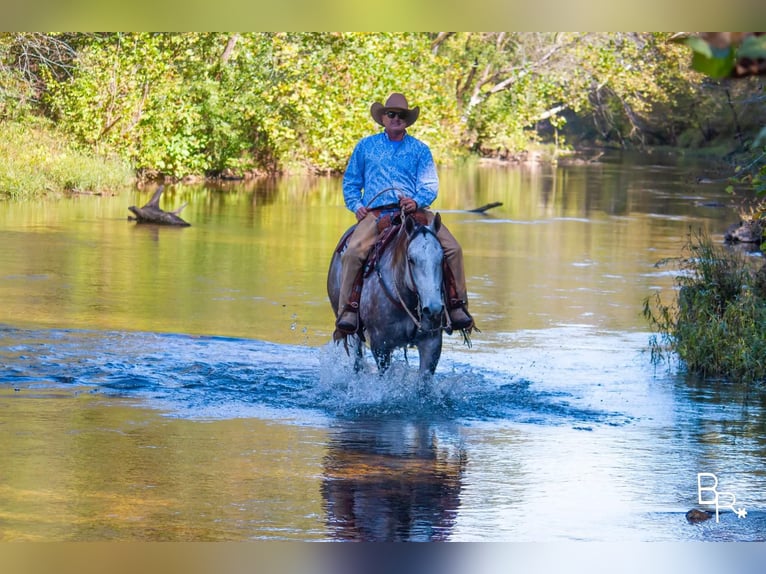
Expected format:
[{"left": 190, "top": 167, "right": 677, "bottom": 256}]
[
  {"left": 724, "top": 220, "right": 762, "bottom": 244},
  {"left": 686, "top": 508, "right": 713, "bottom": 523}
]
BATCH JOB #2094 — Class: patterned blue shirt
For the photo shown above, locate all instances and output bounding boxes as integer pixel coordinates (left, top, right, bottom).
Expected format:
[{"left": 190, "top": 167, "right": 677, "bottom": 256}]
[{"left": 342, "top": 131, "right": 439, "bottom": 214}]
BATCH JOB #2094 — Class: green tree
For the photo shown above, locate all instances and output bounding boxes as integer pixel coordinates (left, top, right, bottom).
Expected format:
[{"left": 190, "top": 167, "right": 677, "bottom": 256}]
[
  {"left": 1, "top": 33, "right": 78, "bottom": 120},
  {"left": 430, "top": 32, "right": 587, "bottom": 153},
  {"left": 11, "top": 32, "right": 764, "bottom": 180},
  {"left": 251, "top": 32, "right": 462, "bottom": 172},
  {"left": 42, "top": 32, "right": 461, "bottom": 176}
]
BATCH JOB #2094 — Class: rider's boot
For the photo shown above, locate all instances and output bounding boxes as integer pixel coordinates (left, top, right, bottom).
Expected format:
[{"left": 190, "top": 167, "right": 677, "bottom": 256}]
[
  {"left": 443, "top": 259, "right": 474, "bottom": 331},
  {"left": 336, "top": 259, "right": 364, "bottom": 334},
  {"left": 336, "top": 303, "right": 359, "bottom": 333},
  {"left": 335, "top": 213, "right": 379, "bottom": 336},
  {"left": 448, "top": 299, "right": 473, "bottom": 330}
]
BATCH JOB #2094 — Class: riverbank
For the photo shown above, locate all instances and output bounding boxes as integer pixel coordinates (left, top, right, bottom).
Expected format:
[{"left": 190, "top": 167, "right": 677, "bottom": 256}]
[
  {"left": 1, "top": 116, "right": 744, "bottom": 202},
  {"left": 0, "top": 119, "right": 133, "bottom": 200}
]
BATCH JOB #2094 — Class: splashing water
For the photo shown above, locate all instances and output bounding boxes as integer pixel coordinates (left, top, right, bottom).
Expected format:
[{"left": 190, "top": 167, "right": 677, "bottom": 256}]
[{"left": 2, "top": 325, "right": 632, "bottom": 430}]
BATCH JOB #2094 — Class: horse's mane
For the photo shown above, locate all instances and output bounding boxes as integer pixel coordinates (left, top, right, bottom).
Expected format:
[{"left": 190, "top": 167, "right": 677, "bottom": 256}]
[{"left": 390, "top": 222, "right": 411, "bottom": 274}]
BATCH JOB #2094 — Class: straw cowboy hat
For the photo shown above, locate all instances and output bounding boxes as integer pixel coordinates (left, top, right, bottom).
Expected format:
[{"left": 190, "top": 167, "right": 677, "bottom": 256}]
[{"left": 370, "top": 93, "right": 420, "bottom": 127}]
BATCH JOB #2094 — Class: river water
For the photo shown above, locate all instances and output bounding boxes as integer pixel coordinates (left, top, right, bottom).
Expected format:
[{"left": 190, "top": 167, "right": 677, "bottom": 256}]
[{"left": 1, "top": 152, "right": 765, "bottom": 542}]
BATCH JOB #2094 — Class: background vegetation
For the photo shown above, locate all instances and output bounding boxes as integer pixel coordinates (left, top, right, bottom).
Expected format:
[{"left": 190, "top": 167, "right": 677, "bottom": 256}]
[
  {"left": 645, "top": 231, "right": 766, "bottom": 385},
  {"left": 0, "top": 117, "right": 133, "bottom": 199},
  {"left": 1, "top": 32, "right": 765, "bottom": 190}
]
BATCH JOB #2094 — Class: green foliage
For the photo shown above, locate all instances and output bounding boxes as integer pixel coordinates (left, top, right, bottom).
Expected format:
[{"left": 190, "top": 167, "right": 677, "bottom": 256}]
[
  {"left": 1, "top": 33, "right": 78, "bottom": 120},
  {"left": 3, "top": 32, "right": 764, "bottom": 185},
  {"left": 684, "top": 36, "right": 738, "bottom": 80},
  {"left": 433, "top": 32, "right": 584, "bottom": 153},
  {"left": 252, "top": 33, "right": 463, "bottom": 172},
  {"left": 0, "top": 118, "right": 133, "bottom": 199},
  {"left": 43, "top": 33, "right": 279, "bottom": 178},
  {"left": 570, "top": 34, "right": 708, "bottom": 147},
  {"left": 678, "top": 33, "right": 766, "bottom": 221},
  {"left": 41, "top": 32, "right": 462, "bottom": 177},
  {"left": 682, "top": 34, "right": 766, "bottom": 79},
  {"left": 0, "top": 38, "right": 30, "bottom": 120},
  {"left": 644, "top": 231, "right": 766, "bottom": 384}
]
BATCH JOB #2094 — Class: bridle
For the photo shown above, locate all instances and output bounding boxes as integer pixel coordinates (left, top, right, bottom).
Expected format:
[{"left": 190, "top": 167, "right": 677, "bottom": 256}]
[
  {"left": 376, "top": 215, "right": 445, "bottom": 333},
  {"left": 363, "top": 186, "right": 446, "bottom": 332}
]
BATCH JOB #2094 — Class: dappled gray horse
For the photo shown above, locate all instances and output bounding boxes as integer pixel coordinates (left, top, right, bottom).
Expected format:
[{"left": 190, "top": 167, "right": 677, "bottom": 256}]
[{"left": 328, "top": 213, "right": 445, "bottom": 376}]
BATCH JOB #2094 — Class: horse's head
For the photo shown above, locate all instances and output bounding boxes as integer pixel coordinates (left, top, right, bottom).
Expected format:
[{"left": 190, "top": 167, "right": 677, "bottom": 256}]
[{"left": 403, "top": 213, "right": 445, "bottom": 326}]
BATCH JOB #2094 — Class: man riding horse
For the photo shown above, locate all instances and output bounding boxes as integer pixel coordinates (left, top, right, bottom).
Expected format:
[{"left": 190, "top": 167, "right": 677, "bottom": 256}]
[{"left": 335, "top": 92, "right": 474, "bottom": 336}]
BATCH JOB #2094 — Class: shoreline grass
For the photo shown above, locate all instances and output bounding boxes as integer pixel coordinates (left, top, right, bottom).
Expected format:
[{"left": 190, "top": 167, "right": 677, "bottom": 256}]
[
  {"left": 0, "top": 118, "right": 134, "bottom": 200},
  {"left": 644, "top": 230, "right": 766, "bottom": 385}
]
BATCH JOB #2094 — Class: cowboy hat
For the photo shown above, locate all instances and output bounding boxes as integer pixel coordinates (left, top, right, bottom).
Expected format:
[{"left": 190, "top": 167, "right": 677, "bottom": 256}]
[{"left": 370, "top": 93, "right": 420, "bottom": 127}]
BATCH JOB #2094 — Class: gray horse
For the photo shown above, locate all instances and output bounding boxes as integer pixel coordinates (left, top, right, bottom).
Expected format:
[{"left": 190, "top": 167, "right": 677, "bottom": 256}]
[{"left": 327, "top": 213, "right": 446, "bottom": 377}]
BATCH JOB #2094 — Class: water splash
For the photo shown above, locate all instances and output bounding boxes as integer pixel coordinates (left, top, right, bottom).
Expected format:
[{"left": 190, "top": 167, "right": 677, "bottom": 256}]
[{"left": 1, "top": 325, "right": 631, "bottom": 428}]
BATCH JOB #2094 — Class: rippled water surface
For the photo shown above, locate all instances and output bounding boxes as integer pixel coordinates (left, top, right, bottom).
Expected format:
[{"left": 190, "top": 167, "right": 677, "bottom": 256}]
[{"left": 2, "top": 153, "right": 765, "bottom": 541}]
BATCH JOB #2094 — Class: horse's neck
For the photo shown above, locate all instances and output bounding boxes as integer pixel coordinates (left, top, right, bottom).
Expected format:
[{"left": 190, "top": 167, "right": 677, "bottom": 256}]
[{"left": 380, "top": 236, "right": 411, "bottom": 294}]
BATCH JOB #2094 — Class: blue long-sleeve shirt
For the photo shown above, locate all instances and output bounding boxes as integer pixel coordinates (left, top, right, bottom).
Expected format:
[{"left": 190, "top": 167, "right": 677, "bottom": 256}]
[{"left": 342, "top": 131, "right": 439, "bottom": 214}]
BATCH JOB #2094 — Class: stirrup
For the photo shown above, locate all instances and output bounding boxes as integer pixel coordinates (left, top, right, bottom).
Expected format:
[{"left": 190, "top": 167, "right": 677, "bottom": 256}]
[
  {"left": 448, "top": 299, "right": 474, "bottom": 330},
  {"left": 335, "top": 303, "right": 359, "bottom": 334}
]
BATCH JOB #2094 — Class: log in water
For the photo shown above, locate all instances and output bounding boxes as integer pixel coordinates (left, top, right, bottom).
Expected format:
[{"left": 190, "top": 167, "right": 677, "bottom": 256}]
[{"left": 128, "top": 185, "right": 191, "bottom": 226}]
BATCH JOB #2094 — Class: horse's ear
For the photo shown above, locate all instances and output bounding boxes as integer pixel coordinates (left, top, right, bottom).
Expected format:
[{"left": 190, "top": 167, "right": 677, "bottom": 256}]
[{"left": 432, "top": 212, "right": 442, "bottom": 233}]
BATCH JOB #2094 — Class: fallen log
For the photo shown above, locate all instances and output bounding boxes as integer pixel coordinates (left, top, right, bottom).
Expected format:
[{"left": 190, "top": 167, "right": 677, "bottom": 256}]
[
  {"left": 467, "top": 202, "right": 503, "bottom": 213},
  {"left": 128, "top": 186, "right": 191, "bottom": 226}
]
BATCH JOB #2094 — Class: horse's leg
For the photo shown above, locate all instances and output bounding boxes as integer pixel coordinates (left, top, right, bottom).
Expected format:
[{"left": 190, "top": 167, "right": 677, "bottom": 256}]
[
  {"left": 353, "top": 336, "right": 366, "bottom": 372},
  {"left": 372, "top": 347, "right": 392, "bottom": 374},
  {"left": 417, "top": 335, "right": 443, "bottom": 377}
]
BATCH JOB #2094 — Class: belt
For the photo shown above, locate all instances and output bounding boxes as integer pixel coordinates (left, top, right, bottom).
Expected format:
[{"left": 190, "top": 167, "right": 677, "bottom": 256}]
[{"left": 369, "top": 202, "right": 401, "bottom": 217}]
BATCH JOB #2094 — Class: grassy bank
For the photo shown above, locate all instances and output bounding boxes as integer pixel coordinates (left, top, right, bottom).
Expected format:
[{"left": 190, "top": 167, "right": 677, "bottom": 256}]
[
  {"left": 644, "top": 231, "right": 766, "bottom": 385},
  {"left": 0, "top": 119, "right": 134, "bottom": 199}
]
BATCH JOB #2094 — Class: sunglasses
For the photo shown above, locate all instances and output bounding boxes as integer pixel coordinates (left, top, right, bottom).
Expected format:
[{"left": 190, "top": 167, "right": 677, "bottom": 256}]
[{"left": 385, "top": 110, "right": 408, "bottom": 120}]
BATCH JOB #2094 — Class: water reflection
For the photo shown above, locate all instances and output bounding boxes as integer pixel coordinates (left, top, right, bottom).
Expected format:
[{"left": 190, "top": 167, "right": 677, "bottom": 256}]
[
  {"left": 3, "top": 153, "right": 764, "bottom": 542},
  {"left": 676, "top": 373, "right": 766, "bottom": 481},
  {"left": 0, "top": 153, "right": 737, "bottom": 342},
  {"left": 321, "top": 420, "right": 466, "bottom": 541}
]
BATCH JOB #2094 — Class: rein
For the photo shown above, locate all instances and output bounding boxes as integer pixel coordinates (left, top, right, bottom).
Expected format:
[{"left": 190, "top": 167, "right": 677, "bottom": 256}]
[{"left": 364, "top": 186, "right": 405, "bottom": 208}]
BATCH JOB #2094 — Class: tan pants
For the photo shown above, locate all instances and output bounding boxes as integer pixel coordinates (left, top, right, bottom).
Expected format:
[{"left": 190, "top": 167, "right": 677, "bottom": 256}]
[{"left": 337, "top": 210, "right": 468, "bottom": 314}]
